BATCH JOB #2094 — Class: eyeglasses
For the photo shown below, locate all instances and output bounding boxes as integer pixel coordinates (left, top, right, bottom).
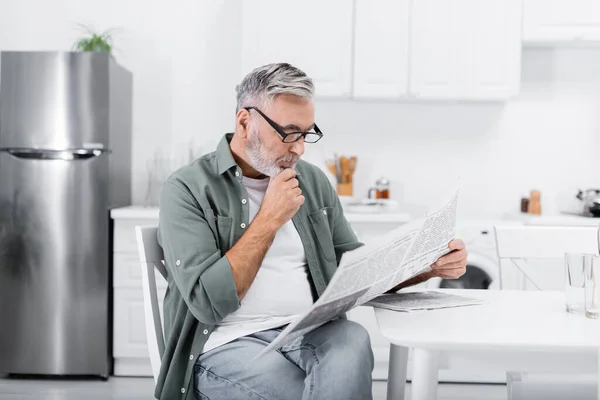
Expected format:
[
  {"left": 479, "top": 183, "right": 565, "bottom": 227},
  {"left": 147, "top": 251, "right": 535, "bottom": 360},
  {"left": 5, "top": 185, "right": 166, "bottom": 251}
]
[{"left": 244, "top": 106, "right": 323, "bottom": 143}]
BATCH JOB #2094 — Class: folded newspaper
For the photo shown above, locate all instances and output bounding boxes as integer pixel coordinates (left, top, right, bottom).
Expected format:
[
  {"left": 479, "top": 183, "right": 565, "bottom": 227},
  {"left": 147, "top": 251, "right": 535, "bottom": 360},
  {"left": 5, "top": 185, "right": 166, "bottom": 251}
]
[
  {"left": 254, "top": 187, "right": 460, "bottom": 360},
  {"left": 366, "top": 291, "right": 484, "bottom": 312}
]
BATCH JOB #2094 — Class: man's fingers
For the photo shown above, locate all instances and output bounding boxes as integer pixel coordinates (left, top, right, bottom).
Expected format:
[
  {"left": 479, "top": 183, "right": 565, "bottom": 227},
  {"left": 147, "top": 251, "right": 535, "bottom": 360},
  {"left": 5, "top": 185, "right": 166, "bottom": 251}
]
[
  {"left": 434, "top": 249, "right": 467, "bottom": 267},
  {"left": 287, "top": 178, "right": 299, "bottom": 189},
  {"left": 277, "top": 168, "right": 296, "bottom": 181},
  {"left": 448, "top": 239, "right": 465, "bottom": 251},
  {"left": 432, "top": 261, "right": 466, "bottom": 271},
  {"left": 436, "top": 270, "right": 464, "bottom": 279}
]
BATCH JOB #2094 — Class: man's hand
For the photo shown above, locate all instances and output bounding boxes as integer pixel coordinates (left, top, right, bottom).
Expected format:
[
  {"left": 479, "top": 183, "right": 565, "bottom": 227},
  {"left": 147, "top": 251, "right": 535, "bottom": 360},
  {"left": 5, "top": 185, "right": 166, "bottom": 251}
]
[
  {"left": 256, "top": 168, "right": 305, "bottom": 228},
  {"left": 387, "top": 239, "right": 468, "bottom": 292},
  {"left": 429, "top": 239, "right": 468, "bottom": 279}
]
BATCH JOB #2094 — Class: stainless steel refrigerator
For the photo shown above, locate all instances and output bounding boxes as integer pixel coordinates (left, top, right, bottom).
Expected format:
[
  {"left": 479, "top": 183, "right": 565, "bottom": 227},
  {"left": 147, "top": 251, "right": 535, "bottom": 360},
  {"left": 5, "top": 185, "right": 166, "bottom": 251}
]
[{"left": 0, "top": 51, "right": 132, "bottom": 377}]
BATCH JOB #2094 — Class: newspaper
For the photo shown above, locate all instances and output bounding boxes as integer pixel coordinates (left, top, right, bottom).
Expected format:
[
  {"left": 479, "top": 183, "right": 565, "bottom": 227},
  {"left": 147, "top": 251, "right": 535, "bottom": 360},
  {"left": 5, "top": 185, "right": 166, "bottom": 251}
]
[
  {"left": 366, "top": 291, "right": 484, "bottom": 312},
  {"left": 254, "top": 187, "right": 460, "bottom": 359}
]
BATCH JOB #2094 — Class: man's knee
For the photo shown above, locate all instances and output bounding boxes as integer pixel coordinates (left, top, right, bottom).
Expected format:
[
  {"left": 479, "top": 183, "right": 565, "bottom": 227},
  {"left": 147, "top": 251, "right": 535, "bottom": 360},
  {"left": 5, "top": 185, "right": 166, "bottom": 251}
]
[{"left": 327, "top": 319, "right": 374, "bottom": 366}]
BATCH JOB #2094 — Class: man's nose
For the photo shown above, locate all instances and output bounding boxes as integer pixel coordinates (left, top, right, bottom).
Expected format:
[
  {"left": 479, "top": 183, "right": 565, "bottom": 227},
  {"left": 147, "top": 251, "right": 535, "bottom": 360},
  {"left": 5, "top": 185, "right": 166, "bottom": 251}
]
[{"left": 289, "top": 138, "right": 305, "bottom": 156}]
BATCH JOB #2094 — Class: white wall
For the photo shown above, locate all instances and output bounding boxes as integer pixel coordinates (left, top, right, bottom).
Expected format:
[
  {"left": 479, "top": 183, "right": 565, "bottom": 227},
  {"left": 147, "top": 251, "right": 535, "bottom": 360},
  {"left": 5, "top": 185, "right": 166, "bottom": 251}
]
[
  {"left": 0, "top": 0, "right": 243, "bottom": 205},
  {"left": 2, "top": 2, "right": 600, "bottom": 219},
  {"left": 314, "top": 48, "right": 600, "bottom": 219}
]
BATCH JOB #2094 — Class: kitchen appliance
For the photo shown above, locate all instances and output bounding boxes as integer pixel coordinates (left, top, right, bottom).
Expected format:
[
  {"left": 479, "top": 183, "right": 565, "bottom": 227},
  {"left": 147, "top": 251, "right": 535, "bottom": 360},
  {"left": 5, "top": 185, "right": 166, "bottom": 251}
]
[
  {"left": 367, "top": 176, "right": 390, "bottom": 200},
  {"left": 576, "top": 189, "right": 600, "bottom": 217},
  {"left": 0, "top": 51, "right": 132, "bottom": 377}
]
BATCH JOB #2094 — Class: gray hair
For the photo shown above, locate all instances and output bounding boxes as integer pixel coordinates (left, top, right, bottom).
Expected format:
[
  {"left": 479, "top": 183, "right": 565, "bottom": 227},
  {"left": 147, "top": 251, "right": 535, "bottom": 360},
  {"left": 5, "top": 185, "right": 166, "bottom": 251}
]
[{"left": 235, "top": 63, "right": 314, "bottom": 113}]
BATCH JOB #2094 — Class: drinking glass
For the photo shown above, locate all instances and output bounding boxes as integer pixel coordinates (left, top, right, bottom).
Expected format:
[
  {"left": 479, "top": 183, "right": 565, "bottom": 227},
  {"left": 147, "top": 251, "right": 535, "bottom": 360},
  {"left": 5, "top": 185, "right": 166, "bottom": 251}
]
[
  {"left": 565, "top": 252, "right": 590, "bottom": 313},
  {"left": 585, "top": 255, "right": 600, "bottom": 319}
]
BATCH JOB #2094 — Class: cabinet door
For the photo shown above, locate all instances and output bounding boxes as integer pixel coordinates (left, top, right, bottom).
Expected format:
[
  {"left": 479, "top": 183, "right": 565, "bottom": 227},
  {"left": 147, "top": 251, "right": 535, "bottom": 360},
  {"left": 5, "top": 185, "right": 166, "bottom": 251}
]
[
  {"left": 524, "top": 0, "right": 600, "bottom": 42},
  {"left": 353, "top": 0, "right": 410, "bottom": 98},
  {"left": 113, "top": 288, "right": 165, "bottom": 359},
  {"left": 241, "top": 0, "right": 353, "bottom": 97},
  {"left": 409, "top": 0, "right": 466, "bottom": 99},
  {"left": 468, "top": 0, "right": 522, "bottom": 99},
  {"left": 410, "top": 0, "right": 522, "bottom": 100},
  {"left": 114, "top": 252, "right": 168, "bottom": 289}
]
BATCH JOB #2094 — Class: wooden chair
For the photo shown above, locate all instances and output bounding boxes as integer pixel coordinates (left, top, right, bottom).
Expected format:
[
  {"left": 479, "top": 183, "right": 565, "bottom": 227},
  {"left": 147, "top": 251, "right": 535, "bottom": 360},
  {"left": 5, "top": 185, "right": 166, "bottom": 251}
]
[
  {"left": 494, "top": 225, "right": 599, "bottom": 400},
  {"left": 135, "top": 225, "right": 168, "bottom": 383}
]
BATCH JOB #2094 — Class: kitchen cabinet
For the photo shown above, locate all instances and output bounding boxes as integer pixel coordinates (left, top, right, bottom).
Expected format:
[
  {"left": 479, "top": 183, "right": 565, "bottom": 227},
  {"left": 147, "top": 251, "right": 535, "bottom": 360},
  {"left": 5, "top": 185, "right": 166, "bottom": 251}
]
[
  {"left": 241, "top": 0, "right": 522, "bottom": 101},
  {"left": 352, "top": 0, "right": 522, "bottom": 100},
  {"left": 240, "top": 0, "right": 354, "bottom": 97},
  {"left": 110, "top": 206, "right": 410, "bottom": 379},
  {"left": 409, "top": 0, "right": 522, "bottom": 100},
  {"left": 112, "top": 217, "right": 165, "bottom": 376},
  {"left": 523, "top": 0, "right": 600, "bottom": 43},
  {"left": 352, "top": 0, "right": 410, "bottom": 98}
]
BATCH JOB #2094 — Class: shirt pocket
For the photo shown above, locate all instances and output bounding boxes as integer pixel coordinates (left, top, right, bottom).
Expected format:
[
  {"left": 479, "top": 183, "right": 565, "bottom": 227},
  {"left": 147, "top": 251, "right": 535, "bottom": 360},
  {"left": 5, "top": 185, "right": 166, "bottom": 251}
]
[
  {"left": 308, "top": 207, "right": 336, "bottom": 262},
  {"left": 215, "top": 215, "right": 234, "bottom": 252}
]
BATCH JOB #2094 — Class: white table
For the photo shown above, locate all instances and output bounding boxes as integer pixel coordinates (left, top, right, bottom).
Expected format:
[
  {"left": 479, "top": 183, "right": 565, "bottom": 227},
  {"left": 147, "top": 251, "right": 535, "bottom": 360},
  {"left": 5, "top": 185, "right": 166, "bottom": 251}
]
[{"left": 375, "top": 289, "right": 600, "bottom": 400}]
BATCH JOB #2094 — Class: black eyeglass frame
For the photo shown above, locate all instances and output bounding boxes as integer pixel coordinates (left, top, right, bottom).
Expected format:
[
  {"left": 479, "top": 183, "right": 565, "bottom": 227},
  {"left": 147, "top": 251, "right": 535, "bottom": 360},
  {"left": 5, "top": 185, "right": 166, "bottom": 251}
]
[{"left": 244, "top": 106, "right": 323, "bottom": 143}]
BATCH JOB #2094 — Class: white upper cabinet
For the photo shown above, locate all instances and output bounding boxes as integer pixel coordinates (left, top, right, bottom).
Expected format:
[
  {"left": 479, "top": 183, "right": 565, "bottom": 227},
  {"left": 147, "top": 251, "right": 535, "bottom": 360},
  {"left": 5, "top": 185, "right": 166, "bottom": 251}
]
[
  {"left": 524, "top": 0, "right": 600, "bottom": 43},
  {"left": 467, "top": 0, "right": 522, "bottom": 99},
  {"left": 240, "top": 0, "right": 354, "bottom": 98},
  {"left": 409, "top": 0, "right": 466, "bottom": 99},
  {"left": 242, "top": 0, "right": 522, "bottom": 100},
  {"left": 409, "top": 0, "right": 522, "bottom": 100},
  {"left": 353, "top": 0, "right": 410, "bottom": 98}
]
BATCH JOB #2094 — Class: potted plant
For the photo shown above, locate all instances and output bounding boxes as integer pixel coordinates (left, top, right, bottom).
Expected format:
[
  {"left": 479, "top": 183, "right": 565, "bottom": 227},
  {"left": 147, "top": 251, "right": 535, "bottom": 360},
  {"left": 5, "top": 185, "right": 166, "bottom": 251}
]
[{"left": 72, "top": 26, "right": 114, "bottom": 53}]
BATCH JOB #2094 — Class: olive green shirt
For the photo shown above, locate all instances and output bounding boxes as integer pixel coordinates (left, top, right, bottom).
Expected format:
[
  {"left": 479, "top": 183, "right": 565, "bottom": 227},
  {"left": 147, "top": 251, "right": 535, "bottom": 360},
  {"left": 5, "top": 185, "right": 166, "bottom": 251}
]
[{"left": 155, "top": 133, "right": 362, "bottom": 400}]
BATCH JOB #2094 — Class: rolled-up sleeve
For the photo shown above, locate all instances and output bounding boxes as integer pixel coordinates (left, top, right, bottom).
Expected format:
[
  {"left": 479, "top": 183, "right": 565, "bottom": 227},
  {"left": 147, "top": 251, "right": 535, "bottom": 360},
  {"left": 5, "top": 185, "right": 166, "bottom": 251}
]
[{"left": 158, "top": 180, "right": 240, "bottom": 325}]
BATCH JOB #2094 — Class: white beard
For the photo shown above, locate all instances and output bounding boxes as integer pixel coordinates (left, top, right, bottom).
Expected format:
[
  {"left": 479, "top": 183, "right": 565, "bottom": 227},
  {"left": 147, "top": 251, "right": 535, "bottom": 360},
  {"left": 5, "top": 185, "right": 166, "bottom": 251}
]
[{"left": 245, "top": 129, "right": 298, "bottom": 177}]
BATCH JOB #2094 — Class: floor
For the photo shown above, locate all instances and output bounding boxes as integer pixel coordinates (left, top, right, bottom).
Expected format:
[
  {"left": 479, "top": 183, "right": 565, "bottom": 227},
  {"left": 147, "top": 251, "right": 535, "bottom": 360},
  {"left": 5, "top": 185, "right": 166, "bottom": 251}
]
[{"left": 0, "top": 375, "right": 508, "bottom": 400}]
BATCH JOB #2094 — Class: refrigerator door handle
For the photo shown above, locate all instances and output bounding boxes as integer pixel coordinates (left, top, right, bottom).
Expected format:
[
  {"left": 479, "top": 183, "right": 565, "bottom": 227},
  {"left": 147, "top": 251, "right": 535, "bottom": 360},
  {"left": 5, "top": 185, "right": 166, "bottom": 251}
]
[{"left": 2, "top": 148, "right": 111, "bottom": 161}]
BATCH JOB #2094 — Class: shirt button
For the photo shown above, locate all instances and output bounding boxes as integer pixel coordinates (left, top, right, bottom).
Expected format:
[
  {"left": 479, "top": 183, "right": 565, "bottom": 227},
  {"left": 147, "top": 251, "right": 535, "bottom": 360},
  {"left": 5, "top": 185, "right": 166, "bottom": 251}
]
[
  {"left": 242, "top": 198, "right": 247, "bottom": 204},
  {"left": 240, "top": 223, "right": 246, "bottom": 229},
  {"left": 175, "top": 260, "right": 181, "bottom": 266},
  {"left": 189, "top": 354, "right": 194, "bottom": 360},
  {"left": 322, "top": 210, "right": 327, "bottom": 215},
  {"left": 235, "top": 171, "right": 240, "bottom": 177},
  {"left": 181, "top": 388, "right": 186, "bottom": 394},
  {"left": 203, "top": 329, "right": 208, "bottom": 335}
]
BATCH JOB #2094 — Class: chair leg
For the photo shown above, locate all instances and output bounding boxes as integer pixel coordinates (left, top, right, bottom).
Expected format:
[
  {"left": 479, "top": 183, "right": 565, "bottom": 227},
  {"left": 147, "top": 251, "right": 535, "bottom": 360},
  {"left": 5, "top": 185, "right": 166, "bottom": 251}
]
[
  {"left": 411, "top": 348, "right": 439, "bottom": 400},
  {"left": 386, "top": 344, "right": 409, "bottom": 400},
  {"left": 597, "top": 350, "right": 600, "bottom": 400}
]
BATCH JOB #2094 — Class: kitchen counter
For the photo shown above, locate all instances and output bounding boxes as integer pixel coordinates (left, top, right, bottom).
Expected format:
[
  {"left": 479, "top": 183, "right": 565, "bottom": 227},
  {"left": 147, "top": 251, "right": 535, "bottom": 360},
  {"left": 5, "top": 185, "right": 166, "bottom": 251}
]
[
  {"left": 504, "top": 212, "right": 600, "bottom": 227},
  {"left": 111, "top": 205, "right": 412, "bottom": 224}
]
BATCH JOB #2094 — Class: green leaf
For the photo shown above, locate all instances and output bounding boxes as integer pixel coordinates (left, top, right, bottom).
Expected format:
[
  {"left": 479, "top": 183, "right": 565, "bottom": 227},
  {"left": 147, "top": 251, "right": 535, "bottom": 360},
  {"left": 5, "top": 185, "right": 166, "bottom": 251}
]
[{"left": 72, "top": 27, "right": 114, "bottom": 54}]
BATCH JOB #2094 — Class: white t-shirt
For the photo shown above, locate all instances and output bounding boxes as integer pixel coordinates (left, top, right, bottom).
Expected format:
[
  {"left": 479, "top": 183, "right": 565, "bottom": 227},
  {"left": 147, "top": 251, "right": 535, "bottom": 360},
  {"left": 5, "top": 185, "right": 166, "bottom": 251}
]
[{"left": 202, "top": 175, "right": 314, "bottom": 353}]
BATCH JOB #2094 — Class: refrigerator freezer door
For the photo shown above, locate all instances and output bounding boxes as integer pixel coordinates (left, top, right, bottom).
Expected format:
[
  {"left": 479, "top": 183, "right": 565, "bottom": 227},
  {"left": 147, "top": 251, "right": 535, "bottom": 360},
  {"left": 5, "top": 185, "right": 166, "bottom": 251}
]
[
  {"left": 0, "top": 150, "right": 110, "bottom": 376},
  {"left": 0, "top": 51, "right": 110, "bottom": 149}
]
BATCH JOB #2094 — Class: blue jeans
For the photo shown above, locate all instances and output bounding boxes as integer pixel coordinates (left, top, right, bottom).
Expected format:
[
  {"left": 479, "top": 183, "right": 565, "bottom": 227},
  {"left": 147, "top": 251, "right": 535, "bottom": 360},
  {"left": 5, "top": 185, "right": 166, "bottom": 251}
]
[{"left": 194, "top": 319, "right": 374, "bottom": 400}]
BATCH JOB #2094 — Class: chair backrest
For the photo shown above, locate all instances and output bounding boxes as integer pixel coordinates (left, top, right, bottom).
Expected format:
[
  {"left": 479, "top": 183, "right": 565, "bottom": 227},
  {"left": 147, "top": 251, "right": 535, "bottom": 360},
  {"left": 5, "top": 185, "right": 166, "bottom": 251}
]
[
  {"left": 494, "top": 225, "right": 599, "bottom": 290},
  {"left": 135, "top": 225, "right": 168, "bottom": 383}
]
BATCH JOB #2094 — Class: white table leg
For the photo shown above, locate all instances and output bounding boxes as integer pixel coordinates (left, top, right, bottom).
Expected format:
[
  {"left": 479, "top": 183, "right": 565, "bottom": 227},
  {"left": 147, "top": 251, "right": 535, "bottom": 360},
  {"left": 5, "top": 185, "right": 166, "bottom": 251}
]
[
  {"left": 411, "top": 348, "right": 439, "bottom": 400},
  {"left": 597, "top": 349, "right": 600, "bottom": 400},
  {"left": 386, "top": 344, "right": 409, "bottom": 400}
]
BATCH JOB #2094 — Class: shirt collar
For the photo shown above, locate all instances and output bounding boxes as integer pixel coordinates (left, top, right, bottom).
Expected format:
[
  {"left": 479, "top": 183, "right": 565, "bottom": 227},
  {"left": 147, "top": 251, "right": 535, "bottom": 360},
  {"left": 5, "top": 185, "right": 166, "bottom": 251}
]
[{"left": 216, "top": 133, "right": 238, "bottom": 175}]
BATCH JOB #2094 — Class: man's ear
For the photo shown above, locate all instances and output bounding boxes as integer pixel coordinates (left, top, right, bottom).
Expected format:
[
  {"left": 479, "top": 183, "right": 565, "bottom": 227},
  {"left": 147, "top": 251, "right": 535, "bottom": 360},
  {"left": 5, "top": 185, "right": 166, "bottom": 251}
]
[{"left": 236, "top": 109, "right": 250, "bottom": 138}]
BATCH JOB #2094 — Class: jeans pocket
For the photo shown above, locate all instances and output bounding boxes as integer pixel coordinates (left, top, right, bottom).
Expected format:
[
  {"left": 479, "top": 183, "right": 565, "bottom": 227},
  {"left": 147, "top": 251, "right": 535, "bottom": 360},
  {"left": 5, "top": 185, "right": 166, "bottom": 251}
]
[{"left": 193, "top": 365, "right": 211, "bottom": 400}]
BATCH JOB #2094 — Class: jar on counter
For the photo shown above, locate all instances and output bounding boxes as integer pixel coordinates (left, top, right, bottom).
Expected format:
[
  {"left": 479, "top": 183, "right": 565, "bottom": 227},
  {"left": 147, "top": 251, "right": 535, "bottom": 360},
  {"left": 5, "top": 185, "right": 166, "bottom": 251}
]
[{"left": 368, "top": 177, "right": 390, "bottom": 200}]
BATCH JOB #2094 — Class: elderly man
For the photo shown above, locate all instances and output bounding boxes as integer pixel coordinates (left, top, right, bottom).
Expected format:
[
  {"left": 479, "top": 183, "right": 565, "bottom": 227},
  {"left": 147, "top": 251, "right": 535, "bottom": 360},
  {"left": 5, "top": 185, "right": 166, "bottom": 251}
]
[{"left": 156, "top": 63, "right": 468, "bottom": 400}]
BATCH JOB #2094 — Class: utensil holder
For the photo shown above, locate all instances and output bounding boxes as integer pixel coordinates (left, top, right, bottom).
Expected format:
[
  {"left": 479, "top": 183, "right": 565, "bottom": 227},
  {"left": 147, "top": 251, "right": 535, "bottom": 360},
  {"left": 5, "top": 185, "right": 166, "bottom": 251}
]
[{"left": 337, "top": 183, "right": 353, "bottom": 197}]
